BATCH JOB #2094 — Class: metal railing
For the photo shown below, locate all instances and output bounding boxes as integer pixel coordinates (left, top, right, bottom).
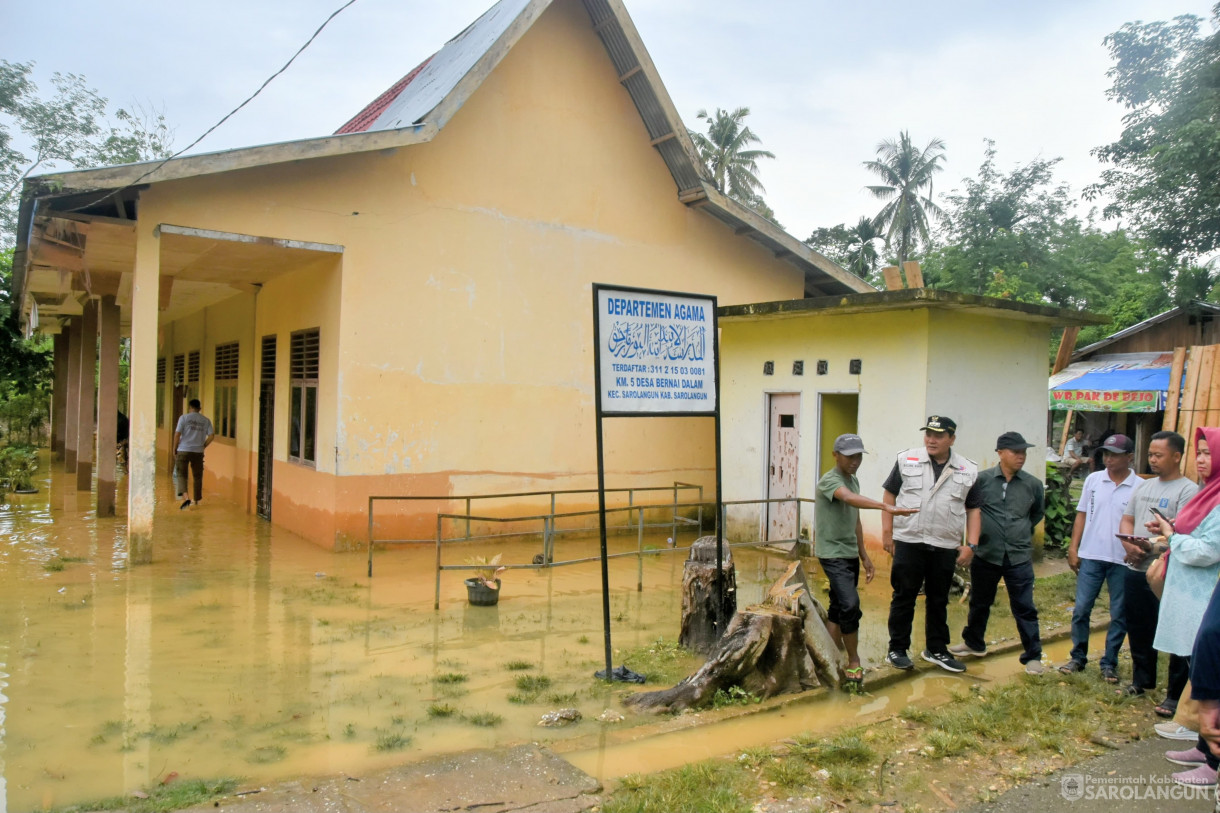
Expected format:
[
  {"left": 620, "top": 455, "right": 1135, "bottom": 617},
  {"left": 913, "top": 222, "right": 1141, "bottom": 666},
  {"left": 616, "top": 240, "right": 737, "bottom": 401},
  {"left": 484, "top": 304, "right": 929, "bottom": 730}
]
[
  {"left": 367, "top": 482, "right": 705, "bottom": 576},
  {"left": 428, "top": 495, "right": 820, "bottom": 609}
]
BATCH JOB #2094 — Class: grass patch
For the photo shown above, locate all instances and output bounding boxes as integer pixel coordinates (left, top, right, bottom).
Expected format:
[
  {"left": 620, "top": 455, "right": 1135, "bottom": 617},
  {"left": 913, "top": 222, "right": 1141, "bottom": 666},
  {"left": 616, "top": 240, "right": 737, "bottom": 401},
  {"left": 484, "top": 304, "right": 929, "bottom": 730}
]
[
  {"left": 427, "top": 703, "right": 457, "bottom": 718},
  {"left": 465, "top": 712, "right": 503, "bottom": 728},
  {"left": 342, "top": 723, "right": 356, "bottom": 739},
  {"left": 605, "top": 762, "right": 753, "bottom": 813},
  {"left": 434, "top": 672, "right": 468, "bottom": 684},
  {"left": 544, "top": 691, "right": 579, "bottom": 704},
  {"left": 617, "top": 637, "right": 697, "bottom": 685},
  {"left": 711, "top": 685, "right": 761, "bottom": 709},
  {"left": 375, "top": 732, "right": 411, "bottom": 751},
  {"left": 50, "top": 779, "right": 240, "bottom": 813},
  {"left": 43, "top": 557, "right": 66, "bottom": 572},
  {"left": 515, "top": 674, "right": 552, "bottom": 693},
  {"left": 504, "top": 659, "right": 533, "bottom": 671}
]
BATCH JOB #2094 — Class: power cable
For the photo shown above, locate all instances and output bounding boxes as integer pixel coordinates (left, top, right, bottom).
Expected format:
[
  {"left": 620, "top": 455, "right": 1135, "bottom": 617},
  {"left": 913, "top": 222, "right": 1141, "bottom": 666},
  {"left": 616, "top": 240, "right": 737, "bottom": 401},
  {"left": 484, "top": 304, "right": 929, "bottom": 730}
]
[{"left": 70, "top": 0, "right": 360, "bottom": 212}]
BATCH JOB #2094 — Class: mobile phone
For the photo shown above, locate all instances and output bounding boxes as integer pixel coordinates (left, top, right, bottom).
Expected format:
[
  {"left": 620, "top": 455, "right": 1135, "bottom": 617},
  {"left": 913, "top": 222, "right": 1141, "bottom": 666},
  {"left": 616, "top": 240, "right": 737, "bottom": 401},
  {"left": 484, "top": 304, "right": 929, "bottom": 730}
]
[
  {"left": 1115, "top": 534, "right": 1153, "bottom": 551},
  {"left": 1150, "top": 507, "right": 1173, "bottom": 526}
]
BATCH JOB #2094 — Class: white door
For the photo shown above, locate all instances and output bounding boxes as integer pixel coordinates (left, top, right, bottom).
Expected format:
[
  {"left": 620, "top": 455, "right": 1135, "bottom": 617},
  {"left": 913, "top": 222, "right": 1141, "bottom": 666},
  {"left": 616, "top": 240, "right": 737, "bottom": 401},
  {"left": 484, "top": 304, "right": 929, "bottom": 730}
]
[{"left": 767, "top": 394, "right": 800, "bottom": 542}]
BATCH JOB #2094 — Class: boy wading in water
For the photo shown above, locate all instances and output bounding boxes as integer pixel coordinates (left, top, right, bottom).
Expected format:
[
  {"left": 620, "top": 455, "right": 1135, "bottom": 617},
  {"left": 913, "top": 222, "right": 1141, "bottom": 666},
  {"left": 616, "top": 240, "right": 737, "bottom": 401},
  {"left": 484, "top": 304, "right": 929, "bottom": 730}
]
[{"left": 815, "top": 434, "right": 919, "bottom": 689}]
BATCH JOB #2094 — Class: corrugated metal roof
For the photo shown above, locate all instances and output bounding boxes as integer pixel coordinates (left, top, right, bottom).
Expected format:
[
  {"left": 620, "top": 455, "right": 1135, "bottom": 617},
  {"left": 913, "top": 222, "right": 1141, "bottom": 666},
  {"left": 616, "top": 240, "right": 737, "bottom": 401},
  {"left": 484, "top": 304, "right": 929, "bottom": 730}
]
[
  {"left": 359, "top": 0, "right": 533, "bottom": 131},
  {"left": 1072, "top": 302, "right": 1220, "bottom": 360},
  {"left": 335, "top": 57, "right": 434, "bottom": 134}
]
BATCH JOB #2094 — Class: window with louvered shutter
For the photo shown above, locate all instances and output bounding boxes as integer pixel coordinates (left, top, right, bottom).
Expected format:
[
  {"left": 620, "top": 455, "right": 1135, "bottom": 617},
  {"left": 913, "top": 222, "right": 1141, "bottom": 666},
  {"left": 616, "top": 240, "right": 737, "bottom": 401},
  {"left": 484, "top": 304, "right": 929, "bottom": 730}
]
[
  {"left": 289, "top": 329, "right": 319, "bottom": 465},
  {"left": 213, "top": 343, "right": 239, "bottom": 439},
  {"left": 156, "top": 358, "right": 166, "bottom": 426},
  {"left": 261, "top": 335, "right": 276, "bottom": 381}
]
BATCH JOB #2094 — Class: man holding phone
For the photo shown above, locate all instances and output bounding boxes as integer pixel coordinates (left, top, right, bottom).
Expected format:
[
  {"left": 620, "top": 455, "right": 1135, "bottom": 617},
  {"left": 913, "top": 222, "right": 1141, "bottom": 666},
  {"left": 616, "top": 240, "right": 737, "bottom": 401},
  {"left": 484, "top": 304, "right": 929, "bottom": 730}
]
[{"left": 1119, "top": 431, "right": 1197, "bottom": 705}]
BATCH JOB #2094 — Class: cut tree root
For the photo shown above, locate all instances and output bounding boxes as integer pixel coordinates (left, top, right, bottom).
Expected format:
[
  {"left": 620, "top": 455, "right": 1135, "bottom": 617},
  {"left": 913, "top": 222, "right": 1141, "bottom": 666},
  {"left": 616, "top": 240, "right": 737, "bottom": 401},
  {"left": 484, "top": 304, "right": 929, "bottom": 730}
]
[{"left": 624, "top": 561, "right": 847, "bottom": 714}]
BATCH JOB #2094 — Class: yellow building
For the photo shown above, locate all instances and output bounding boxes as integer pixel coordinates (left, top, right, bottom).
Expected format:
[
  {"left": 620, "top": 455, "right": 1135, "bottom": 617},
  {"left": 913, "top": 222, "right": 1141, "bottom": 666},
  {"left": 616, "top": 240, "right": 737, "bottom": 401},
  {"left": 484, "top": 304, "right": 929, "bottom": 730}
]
[
  {"left": 718, "top": 289, "right": 1102, "bottom": 548},
  {"left": 13, "top": 0, "right": 870, "bottom": 555}
]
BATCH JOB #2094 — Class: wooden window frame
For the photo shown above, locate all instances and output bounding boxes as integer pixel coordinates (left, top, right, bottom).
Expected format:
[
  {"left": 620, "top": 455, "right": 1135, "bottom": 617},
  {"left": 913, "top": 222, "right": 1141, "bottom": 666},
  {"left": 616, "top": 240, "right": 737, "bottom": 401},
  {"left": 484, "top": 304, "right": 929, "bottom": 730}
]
[
  {"left": 214, "top": 342, "right": 239, "bottom": 441},
  {"left": 288, "top": 329, "right": 319, "bottom": 467}
]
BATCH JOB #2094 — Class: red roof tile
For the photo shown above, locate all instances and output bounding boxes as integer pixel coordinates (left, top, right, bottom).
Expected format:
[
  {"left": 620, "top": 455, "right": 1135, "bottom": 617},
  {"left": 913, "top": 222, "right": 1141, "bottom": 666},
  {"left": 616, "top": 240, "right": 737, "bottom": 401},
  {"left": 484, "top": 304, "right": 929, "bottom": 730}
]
[{"left": 334, "top": 56, "right": 435, "bottom": 135}]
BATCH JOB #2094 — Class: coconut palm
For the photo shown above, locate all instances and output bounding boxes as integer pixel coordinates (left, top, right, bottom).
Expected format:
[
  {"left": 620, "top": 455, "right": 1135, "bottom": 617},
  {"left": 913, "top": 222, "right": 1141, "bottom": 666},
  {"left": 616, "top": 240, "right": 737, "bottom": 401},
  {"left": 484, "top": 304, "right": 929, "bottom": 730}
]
[
  {"left": 690, "top": 107, "right": 775, "bottom": 207},
  {"left": 843, "top": 216, "right": 880, "bottom": 278},
  {"left": 864, "top": 131, "right": 947, "bottom": 267}
]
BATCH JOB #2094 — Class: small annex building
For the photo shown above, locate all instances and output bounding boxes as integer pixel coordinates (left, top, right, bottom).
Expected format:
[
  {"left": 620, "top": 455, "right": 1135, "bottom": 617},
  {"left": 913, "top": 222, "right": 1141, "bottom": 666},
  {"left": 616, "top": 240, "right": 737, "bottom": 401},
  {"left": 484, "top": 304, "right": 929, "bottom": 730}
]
[
  {"left": 12, "top": 0, "right": 871, "bottom": 556},
  {"left": 718, "top": 289, "right": 1102, "bottom": 548}
]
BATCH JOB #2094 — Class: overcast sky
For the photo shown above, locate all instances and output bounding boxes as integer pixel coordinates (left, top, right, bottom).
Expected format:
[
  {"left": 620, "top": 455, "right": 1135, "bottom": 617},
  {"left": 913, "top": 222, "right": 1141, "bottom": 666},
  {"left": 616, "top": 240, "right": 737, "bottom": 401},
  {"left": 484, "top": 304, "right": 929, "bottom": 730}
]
[{"left": 4, "top": 0, "right": 1213, "bottom": 240}]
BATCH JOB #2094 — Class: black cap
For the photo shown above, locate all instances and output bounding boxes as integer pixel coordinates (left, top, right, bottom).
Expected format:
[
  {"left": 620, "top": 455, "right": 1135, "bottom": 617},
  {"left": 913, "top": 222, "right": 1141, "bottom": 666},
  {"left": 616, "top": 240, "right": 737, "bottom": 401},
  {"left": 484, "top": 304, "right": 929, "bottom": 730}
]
[
  {"left": 996, "top": 431, "right": 1034, "bottom": 451},
  {"left": 921, "top": 415, "right": 956, "bottom": 434},
  {"left": 1100, "top": 434, "right": 1135, "bottom": 454}
]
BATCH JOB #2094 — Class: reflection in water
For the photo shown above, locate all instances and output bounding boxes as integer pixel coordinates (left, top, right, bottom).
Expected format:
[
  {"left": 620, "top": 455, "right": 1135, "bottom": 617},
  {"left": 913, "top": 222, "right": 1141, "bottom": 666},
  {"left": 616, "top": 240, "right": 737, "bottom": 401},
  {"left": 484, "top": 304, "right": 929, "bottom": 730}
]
[{"left": 0, "top": 455, "right": 1057, "bottom": 811}]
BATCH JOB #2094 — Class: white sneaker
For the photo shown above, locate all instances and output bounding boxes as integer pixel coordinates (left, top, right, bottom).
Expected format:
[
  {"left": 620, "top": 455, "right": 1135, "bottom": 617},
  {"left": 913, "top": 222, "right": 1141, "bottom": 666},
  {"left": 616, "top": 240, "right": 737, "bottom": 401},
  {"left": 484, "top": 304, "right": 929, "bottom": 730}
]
[
  {"left": 1024, "top": 660, "right": 1045, "bottom": 675},
  {"left": 1155, "top": 722, "right": 1200, "bottom": 741}
]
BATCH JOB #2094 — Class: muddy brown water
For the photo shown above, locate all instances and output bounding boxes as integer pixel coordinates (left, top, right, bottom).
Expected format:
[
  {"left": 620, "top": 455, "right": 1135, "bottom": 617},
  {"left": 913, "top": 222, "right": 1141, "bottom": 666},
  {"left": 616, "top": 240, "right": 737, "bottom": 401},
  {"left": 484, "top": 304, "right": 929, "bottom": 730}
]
[{"left": 0, "top": 456, "right": 1068, "bottom": 812}]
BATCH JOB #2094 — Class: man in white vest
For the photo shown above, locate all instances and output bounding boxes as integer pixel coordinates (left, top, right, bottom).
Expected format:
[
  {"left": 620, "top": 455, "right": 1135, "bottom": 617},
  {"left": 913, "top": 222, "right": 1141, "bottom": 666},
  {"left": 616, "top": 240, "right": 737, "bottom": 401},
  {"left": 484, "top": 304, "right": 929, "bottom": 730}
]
[{"left": 881, "top": 416, "right": 983, "bottom": 673}]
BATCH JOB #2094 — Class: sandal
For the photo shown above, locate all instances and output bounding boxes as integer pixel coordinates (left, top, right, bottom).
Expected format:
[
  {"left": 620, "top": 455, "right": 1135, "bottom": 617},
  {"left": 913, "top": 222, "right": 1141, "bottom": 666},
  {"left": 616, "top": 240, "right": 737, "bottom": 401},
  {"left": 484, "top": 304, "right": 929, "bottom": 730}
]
[
  {"left": 1155, "top": 700, "right": 1178, "bottom": 719},
  {"left": 1101, "top": 666, "right": 1120, "bottom": 684},
  {"left": 1058, "top": 660, "right": 1086, "bottom": 675},
  {"left": 843, "top": 666, "right": 865, "bottom": 692},
  {"left": 1117, "top": 684, "right": 1145, "bottom": 697}
]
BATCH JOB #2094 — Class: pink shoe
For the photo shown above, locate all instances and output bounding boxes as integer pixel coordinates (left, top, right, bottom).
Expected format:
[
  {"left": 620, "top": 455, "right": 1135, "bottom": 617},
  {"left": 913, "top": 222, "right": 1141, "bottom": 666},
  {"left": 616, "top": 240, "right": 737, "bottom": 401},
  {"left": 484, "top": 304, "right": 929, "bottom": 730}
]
[
  {"left": 1166, "top": 746, "right": 1208, "bottom": 766},
  {"left": 1171, "top": 763, "right": 1218, "bottom": 787}
]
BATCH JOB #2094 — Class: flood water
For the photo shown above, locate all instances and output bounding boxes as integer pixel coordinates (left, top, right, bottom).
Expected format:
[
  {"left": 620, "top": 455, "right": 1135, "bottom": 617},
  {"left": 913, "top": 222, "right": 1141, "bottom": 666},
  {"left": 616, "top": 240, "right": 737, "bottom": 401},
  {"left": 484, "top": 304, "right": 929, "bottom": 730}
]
[{"left": 0, "top": 456, "right": 1059, "bottom": 812}]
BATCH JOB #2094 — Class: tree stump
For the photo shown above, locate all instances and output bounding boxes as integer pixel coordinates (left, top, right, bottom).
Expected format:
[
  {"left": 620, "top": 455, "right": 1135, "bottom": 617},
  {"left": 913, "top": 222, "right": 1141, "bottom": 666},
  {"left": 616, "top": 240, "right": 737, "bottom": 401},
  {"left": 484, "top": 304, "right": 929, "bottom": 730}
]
[
  {"left": 624, "top": 561, "right": 847, "bottom": 714},
  {"left": 679, "top": 535, "right": 737, "bottom": 655}
]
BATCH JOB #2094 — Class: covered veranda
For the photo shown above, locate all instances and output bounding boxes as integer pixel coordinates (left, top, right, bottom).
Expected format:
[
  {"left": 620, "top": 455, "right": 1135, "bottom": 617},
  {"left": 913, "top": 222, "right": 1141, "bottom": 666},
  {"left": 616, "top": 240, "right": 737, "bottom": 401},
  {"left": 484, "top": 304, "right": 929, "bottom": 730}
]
[{"left": 14, "top": 188, "right": 342, "bottom": 562}]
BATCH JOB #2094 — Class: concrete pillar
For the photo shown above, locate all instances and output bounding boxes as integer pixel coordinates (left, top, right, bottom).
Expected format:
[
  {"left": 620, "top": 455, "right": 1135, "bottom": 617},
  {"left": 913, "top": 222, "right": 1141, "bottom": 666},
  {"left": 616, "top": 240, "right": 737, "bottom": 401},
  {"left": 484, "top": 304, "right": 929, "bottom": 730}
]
[
  {"left": 97, "top": 296, "right": 121, "bottom": 516},
  {"left": 51, "top": 332, "right": 68, "bottom": 459},
  {"left": 128, "top": 224, "right": 160, "bottom": 563},
  {"left": 64, "top": 316, "right": 82, "bottom": 473},
  {"left": 76, "top": 299, "right": 98, "bottom": 492}
]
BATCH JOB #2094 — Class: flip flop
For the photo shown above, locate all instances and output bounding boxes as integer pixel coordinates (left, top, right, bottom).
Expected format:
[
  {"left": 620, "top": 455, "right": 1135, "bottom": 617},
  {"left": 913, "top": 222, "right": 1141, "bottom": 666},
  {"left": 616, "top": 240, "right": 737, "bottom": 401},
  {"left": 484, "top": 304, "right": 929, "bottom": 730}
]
[{"left": 844, "top": 666, "right": 865, "bottom": 691}]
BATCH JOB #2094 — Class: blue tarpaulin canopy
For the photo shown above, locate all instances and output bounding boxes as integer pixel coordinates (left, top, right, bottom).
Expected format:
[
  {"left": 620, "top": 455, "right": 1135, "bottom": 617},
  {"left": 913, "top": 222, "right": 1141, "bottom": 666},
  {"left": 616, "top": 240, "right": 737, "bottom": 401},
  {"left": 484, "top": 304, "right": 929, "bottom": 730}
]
[{"left": 1049, "top": 353, "right": 1174, "bottom": 412}]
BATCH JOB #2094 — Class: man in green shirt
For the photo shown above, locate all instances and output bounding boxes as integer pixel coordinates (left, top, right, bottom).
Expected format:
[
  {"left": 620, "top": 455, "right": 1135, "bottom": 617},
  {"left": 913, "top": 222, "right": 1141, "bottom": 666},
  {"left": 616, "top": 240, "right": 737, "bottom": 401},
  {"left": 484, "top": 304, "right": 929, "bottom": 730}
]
[
  {"left": 949, "top": 431, "right": 1046, "bottom": 674},
  {"left": 816, "top": 433, "right": 918, "bottom": 687}
]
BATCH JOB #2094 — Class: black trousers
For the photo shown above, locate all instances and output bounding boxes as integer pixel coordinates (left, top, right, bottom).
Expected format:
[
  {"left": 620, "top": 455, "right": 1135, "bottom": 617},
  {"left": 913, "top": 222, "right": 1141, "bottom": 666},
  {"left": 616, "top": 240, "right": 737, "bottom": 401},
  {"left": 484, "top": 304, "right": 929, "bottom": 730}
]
[
  {"left": 174, "top": 452, "right": 204, "bottom": 502},
  {"left": 888, "top": 539, "right": 958, "bottom": 655},
  {"left": 1123, "top": 567, "right": 1162, "bottom": 690},
  {"left": 819, "top": 557, "right": 862, "bottom": 635},
  {"left": 962, "top": 554, "right": 1042, "bottom": 664},
  {"left": 1166, "top": 655, "right": 1191, "bottom": 706}
]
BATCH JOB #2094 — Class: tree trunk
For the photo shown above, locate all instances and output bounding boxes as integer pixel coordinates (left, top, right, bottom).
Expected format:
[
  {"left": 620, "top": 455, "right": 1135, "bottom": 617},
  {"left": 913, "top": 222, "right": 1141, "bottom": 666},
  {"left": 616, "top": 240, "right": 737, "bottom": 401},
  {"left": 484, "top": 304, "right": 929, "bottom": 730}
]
[
  {"left": 625, "top": 561, "right": 846, "bottom": 714},
  {"left": 679, "top": 535, "right": 736, "bottom": 655}
]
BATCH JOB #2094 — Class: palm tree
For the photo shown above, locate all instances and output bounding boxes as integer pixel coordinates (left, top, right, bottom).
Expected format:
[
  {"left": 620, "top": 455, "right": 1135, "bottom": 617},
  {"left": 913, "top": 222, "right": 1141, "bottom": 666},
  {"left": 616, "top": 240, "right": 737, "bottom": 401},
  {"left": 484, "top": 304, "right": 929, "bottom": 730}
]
[
  {"left": 690, "top": 107, "right": 776, "bottom": 208},
  {"left": 864, "top": 131, "right": 946, "bottom": 267},
  {"left": 843, "top": 216, "right": 880, "bottom": 279}
]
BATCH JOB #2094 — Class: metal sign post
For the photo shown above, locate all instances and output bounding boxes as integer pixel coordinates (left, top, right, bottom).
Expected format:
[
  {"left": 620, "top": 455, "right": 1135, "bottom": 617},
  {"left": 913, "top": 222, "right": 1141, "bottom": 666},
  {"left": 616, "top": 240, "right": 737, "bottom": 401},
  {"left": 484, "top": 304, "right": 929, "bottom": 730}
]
[{"left": 591, "top": 283, "right": 723, "bottom": 681}]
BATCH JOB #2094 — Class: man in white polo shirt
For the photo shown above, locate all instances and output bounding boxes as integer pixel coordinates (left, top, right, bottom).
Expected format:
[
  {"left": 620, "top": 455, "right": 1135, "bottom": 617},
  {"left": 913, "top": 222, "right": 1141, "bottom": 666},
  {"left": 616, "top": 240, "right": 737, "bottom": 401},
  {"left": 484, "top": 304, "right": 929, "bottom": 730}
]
[{"left": 1059, "top": 433, "right": 1138, "bottom": 683}]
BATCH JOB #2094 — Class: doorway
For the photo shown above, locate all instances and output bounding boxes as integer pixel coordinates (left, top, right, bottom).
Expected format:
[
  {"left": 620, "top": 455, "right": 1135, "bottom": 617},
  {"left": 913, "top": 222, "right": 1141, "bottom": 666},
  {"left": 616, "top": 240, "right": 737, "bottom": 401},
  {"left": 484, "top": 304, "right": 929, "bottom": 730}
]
[
  {"left": 256, "top": 336, "right": 275, "bottom": 521},
  {"left": 818, "top": 393, "right": 860, "bottom": 477},
  {"left": 766, "top": 393, "right": 800, "bottom": 542}
]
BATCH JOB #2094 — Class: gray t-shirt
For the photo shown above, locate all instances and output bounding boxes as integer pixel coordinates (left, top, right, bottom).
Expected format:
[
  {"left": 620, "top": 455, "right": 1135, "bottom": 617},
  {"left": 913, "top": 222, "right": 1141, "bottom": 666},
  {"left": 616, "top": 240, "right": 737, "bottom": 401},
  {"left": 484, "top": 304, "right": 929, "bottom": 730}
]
[
  {"left": 175, "top": 412, "right": 214, "bottom": 453},
  {"left": 1123, "top": 476, "right": 1199, "bottom": 571}
]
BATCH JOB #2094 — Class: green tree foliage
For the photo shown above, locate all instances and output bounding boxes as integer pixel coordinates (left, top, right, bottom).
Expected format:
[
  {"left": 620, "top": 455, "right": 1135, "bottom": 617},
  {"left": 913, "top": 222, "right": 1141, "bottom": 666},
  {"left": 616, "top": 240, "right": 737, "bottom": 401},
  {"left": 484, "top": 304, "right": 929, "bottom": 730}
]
[
  {"left": 0, "top": 59, "right": 173, "bottom": 246},
  {"left": 0, "top": 248, "right": 51, "bottom": 401},
  {"left": 920, "top": 142, "right": 1206, "bottom": 352},
  {"left": 1088, "top": 6, "right": 1220, "bottom": 261},
  {"left": 864, "top": 131, "right": 947, "bottom": 268},
  {"left": 690, "top": 107, "right": 778, "bottom": 223},
  {"left": 805, "top": 217, "right": 881, "bottom": 284}
]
